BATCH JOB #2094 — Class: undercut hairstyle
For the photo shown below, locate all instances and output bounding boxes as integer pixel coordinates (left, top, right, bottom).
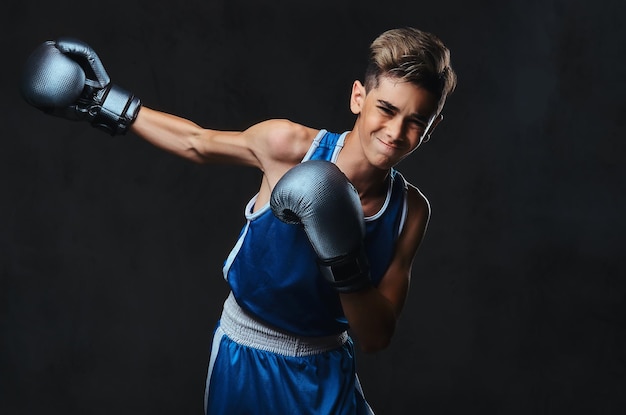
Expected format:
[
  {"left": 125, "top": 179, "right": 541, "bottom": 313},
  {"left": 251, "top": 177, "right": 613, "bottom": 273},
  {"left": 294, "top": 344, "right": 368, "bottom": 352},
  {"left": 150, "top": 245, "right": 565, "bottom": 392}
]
[{"left": 365, "top": 27, "right": 457, "bottom": 114}]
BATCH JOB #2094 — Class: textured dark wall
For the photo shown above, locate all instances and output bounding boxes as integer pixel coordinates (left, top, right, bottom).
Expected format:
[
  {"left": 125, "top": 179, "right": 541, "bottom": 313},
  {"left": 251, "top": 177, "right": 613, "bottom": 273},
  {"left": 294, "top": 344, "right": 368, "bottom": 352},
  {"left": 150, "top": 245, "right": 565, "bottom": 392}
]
[{"left": 2, "top": 1, "right": 625, "bottom": 414}]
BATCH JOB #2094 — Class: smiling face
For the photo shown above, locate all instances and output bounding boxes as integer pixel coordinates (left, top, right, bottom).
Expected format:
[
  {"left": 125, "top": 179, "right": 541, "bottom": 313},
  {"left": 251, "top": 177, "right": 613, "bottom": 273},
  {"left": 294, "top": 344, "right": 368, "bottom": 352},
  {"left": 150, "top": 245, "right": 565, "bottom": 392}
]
[{"left": 350, "top": 75, "right": 442, "bottom": 170}]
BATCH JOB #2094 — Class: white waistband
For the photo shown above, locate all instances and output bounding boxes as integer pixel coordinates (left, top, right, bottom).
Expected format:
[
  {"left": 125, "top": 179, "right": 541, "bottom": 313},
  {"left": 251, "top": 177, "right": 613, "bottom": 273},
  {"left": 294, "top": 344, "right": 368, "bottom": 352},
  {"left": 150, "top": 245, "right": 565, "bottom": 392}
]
[{"left": 219, "top": 292, "right": 349, "bottom": 357}]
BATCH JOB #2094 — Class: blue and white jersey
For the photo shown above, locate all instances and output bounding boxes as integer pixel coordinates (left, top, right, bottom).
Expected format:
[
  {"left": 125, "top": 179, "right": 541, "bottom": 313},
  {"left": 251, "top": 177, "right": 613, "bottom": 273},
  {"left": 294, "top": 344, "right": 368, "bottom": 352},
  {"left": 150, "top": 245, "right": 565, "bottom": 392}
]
[{"left": 222, "top": 129, "right": 409, "bottom": 337}]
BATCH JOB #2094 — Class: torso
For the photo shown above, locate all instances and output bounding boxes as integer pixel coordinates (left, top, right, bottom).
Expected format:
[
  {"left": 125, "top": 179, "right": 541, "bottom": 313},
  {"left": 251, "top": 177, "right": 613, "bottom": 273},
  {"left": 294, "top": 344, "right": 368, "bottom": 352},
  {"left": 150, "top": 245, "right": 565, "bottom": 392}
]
[{"left": 223, "top": 129, "right": 409, "bottom": 336}]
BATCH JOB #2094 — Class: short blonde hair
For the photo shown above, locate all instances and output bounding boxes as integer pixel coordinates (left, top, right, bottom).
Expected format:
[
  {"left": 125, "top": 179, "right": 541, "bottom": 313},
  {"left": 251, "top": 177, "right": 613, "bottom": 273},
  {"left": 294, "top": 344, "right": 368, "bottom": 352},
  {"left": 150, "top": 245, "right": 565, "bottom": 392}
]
[{"left": 365, "top": 27, "right": 457, "bottom": 113}]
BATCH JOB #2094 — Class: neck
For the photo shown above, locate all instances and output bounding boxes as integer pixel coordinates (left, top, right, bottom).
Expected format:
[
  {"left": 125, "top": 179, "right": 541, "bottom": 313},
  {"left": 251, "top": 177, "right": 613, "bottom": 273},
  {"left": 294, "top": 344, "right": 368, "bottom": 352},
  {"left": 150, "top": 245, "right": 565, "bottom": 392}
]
[{"left": 336, "top": 130, "right": 391, "bottom": 201}]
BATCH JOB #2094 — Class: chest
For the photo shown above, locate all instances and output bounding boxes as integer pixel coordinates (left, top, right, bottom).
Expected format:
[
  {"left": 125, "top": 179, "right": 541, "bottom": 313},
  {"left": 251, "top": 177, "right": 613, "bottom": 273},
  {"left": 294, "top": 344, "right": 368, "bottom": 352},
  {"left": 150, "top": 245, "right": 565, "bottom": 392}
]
[{"left": 360, "top": 192, "right": 388, "bottom": 218}]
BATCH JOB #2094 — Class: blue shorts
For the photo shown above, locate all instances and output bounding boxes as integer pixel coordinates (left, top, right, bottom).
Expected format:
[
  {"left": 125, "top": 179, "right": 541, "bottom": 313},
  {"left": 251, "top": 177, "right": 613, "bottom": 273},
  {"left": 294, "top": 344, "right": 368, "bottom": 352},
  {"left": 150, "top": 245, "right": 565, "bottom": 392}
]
[{"left": 204, "top": 293, "right": 375, "bottom": 415}]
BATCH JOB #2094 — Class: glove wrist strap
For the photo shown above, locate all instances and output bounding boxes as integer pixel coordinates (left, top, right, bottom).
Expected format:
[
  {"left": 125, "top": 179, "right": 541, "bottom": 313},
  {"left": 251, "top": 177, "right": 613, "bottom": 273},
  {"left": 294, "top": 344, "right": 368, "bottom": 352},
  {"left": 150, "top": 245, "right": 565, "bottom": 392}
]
[
  {"left": 90, "top": 84, "right": 141, "bottom": 135},
  {"left": 319, "top": 249, "right": 372, "bottom": 293}
]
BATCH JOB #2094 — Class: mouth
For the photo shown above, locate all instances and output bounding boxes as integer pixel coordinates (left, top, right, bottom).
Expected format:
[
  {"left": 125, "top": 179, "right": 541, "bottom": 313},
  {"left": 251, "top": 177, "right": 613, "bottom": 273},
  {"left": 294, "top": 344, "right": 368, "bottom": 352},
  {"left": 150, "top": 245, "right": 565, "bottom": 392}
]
[{"left": 376, "top": 137, "right": 403, "bottom": 151}]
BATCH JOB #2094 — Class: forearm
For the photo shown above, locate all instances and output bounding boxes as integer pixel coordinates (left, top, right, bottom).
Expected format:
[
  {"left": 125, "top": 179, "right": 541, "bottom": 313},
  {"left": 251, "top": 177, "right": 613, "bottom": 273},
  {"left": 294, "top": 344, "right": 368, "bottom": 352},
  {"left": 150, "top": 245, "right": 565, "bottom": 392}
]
[
  {"left": 130, "top": 106, "right": 211, "bottom": 163},
  {"left": 340, "top": 287, "right": 397, "bottom": 353},
  {"left": 270, "top": 161, "right": 400, "bottom": 352}
]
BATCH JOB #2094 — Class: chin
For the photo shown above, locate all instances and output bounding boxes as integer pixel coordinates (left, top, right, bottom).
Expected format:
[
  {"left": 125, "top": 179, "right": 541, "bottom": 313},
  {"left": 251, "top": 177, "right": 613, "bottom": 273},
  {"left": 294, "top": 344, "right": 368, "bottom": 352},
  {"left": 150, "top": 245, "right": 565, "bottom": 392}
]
[{"left": 370, "top": 157, "right": 397, "bottom": 171}]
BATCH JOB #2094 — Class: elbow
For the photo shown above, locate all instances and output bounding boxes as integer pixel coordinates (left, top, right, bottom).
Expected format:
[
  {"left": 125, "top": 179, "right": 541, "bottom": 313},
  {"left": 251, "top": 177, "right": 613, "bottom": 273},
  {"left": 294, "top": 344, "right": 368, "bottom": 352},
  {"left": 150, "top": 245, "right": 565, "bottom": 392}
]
[
  {"left": 186, "top": 140, "right": 217, "bottom": 164},
  {"left": 359, "top": 338, "right": 392, "bottom": 354},
  {"left": 187, "top": 149, "right": 208, "bottom": 164},
  {"left": 186, "top": 132, "right": 211, "bottom": 164},
  {"left": 357, "top": 325, "right": 395, "bottom": 354}
]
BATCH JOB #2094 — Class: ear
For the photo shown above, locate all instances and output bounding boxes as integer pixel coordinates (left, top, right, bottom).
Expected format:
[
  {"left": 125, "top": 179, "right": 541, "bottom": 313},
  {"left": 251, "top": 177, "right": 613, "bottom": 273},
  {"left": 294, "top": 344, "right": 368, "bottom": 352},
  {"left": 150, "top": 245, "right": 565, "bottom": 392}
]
[
  {"left": 422, "top": 113, "right": 444, "bottom": 143},
  {"left": 350, "top": 80, "right": 366, "bottom": 115}
]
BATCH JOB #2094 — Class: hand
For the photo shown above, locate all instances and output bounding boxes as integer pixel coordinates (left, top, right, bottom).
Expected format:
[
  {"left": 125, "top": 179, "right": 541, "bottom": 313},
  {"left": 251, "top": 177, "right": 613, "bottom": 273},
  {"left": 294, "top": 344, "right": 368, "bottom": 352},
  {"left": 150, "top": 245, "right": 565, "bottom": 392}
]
[
  {"left": 270, "top": 160, "right": 371, "bottom": 293},
  {"left": 20, "top": 37, "right": 141, "bottom": 135}
]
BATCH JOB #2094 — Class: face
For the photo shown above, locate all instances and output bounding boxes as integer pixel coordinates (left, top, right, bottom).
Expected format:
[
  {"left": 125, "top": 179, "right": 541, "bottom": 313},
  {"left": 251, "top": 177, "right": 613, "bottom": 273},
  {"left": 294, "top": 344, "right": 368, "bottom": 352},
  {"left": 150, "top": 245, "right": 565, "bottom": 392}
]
[{"left": 350, "top": 75, "right": 442, "bottom": 170}]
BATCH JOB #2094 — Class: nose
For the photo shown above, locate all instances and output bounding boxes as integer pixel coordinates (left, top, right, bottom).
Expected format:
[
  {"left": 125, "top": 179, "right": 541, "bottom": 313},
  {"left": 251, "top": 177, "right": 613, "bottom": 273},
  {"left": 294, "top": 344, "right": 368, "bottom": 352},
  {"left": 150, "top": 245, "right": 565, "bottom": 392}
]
[{"left": 385, "top": 116, "right": 404, "bottom": 141}]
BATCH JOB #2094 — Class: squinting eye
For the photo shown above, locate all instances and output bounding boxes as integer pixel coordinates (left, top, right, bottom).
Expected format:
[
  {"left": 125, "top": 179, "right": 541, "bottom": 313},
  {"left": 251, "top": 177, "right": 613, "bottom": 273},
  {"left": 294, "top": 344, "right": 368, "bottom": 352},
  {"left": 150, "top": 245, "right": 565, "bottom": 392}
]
[
  {"left": 408, "top": 120, "right": 425, "bottom": 129},
  {"left": 378, "top": 106, "right": 393, "bottom": 114}
]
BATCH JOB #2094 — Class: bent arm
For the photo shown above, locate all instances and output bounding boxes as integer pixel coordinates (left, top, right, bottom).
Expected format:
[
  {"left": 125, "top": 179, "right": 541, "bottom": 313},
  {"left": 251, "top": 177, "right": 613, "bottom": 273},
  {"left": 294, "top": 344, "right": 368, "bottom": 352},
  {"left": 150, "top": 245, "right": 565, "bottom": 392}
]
[{"left": 340, "top": 185, "right": 430, "bottom": 353}]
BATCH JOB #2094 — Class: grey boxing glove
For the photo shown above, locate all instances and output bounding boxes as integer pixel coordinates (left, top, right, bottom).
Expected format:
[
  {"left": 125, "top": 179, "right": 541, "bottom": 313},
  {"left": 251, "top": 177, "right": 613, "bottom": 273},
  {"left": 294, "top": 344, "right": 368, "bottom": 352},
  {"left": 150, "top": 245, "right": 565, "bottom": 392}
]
[
  {"left": 270, "top": 160, "right": 372, "bottom": 293},
  {"left": 20, "top": 37, "right": 141, "bottom": 135}
]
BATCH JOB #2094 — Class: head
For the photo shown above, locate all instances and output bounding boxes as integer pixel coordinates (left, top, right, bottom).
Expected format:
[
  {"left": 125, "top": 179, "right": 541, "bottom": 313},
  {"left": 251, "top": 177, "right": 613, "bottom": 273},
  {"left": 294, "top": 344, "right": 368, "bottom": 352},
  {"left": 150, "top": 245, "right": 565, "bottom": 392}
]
[
  {"left": 364, "top": 27, "right": 456, "bottom": 116},
  {"left": 347, "top": 28, "right": 457, "bottom": 169}
]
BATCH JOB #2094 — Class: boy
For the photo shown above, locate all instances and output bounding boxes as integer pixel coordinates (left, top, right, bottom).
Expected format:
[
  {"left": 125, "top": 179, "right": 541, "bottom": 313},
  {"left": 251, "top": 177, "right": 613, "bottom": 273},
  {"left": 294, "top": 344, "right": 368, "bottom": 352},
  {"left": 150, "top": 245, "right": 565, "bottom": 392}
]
[{"left": 21, "top": 27, "right": 456, "bottom": 414}]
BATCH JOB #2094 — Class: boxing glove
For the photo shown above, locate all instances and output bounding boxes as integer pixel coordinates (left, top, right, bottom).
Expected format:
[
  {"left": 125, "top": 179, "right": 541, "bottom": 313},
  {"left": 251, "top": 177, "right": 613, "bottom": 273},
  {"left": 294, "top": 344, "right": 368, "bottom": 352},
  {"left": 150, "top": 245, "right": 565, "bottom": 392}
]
[
  {"left": 270, "top": 160, "right": 372, "bottom": 293},
  {"left": 20, "top": 37, "right": 141, "bottom": 135}
]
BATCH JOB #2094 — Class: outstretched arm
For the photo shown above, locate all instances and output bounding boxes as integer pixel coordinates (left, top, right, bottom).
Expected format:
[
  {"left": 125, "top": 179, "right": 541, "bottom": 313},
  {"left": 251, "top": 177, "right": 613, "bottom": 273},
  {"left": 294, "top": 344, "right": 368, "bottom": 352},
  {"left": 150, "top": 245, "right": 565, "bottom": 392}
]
[
  {"left": 130, "top": 106, "right": 258, "bottom": 166},
  {"left": 20, "top": 37, "right": 316, "bottom": 173},
  {"left": 130, "top": 107, "right": 320, "bottom": 199}
]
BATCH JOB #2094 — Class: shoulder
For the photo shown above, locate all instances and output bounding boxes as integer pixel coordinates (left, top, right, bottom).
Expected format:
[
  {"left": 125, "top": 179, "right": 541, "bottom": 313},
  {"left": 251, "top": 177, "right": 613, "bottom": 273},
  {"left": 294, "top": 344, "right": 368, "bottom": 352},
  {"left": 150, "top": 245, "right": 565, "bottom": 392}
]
[
  {"left": 406, "top": 182, "right": 430, "bottom": 219},
  {"left": 400, "top": 180, "right": 431, "bottom": 245},
  {"left": 393, "top": 172, "right": 430, "bottom": 222},
  {"left": 245, "top": 119, "right": 319, "bottom": 164}
]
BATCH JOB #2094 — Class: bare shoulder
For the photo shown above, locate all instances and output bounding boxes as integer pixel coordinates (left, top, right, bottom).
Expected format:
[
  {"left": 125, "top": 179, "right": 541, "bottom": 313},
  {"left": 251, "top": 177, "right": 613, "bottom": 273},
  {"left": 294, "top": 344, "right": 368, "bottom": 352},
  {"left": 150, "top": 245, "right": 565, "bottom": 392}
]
[
  {"left": 246, "top": 119, "right": 319, "bottom": 165},
  {"left": 406, "top": 182, "right": 431, "bottom": 222},
  {"left": 401, "top": 181, "right": 431, "bottom": 247}
]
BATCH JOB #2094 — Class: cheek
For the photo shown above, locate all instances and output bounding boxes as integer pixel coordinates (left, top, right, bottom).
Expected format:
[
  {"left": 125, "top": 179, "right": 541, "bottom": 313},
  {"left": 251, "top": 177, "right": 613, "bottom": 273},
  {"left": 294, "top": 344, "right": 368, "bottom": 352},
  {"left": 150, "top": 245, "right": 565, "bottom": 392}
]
[
  {"left": 362, "top": 111, "right": 385, "bottom": 130},
  {"left": 404, "top": 131, "right": 425, "bottom": 152},
  {"left": 410, "top": 130, "right": 425, "bottom": 144}
]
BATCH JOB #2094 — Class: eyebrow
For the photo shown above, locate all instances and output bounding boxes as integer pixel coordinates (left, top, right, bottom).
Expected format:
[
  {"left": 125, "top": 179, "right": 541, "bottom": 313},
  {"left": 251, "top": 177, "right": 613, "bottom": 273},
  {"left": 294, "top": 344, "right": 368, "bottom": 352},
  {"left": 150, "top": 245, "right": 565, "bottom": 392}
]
[{"left": 377, "top": 100, "right": 430, "bottom": 124}]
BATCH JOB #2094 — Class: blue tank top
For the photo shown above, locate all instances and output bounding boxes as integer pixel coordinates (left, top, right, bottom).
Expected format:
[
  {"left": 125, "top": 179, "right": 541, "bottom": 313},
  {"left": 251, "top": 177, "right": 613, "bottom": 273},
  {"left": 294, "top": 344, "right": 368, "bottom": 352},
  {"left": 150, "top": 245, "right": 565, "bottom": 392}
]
[{"left": 222, "top": 130, "right": 408, "bottom": 336}]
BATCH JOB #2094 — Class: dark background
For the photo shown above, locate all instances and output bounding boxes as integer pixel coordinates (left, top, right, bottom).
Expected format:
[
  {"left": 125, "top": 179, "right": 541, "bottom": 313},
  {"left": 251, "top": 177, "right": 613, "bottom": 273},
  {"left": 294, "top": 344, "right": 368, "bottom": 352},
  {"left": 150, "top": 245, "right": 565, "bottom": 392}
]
[{"left": 2, "top": 0, "right": 625, "bottom": 414}]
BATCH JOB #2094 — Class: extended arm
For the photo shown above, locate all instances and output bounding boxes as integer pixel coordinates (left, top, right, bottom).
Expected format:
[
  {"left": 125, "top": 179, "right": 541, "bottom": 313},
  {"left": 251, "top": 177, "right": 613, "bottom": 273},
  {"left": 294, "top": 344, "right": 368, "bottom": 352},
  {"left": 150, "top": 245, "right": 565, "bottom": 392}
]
[
  {"left": 20, "top": 37, "right": 315, "bottom": 173},
  {"left": 129, "top": 107, "right": 257, "bottom": 166}
]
